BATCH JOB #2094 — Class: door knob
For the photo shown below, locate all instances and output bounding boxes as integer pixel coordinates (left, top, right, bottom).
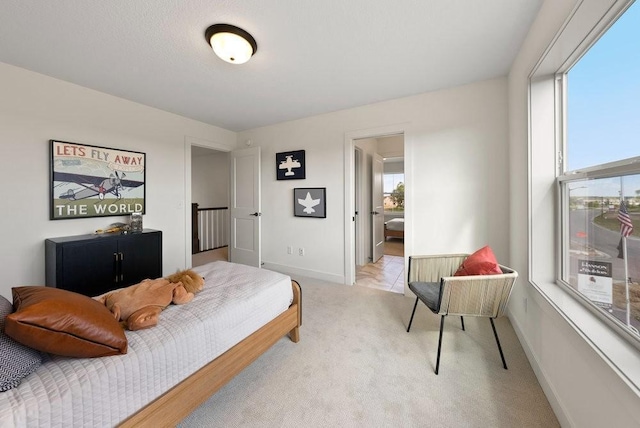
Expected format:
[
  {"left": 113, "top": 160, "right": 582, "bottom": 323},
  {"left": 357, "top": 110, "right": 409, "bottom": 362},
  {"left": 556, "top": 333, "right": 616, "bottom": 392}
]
[{"left": 250, "top": 212, "right": 262, "bottom": 217}]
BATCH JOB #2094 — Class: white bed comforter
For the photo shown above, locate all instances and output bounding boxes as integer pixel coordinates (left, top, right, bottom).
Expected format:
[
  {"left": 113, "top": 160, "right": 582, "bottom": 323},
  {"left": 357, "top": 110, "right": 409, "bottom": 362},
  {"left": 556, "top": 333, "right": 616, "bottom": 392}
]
[
  {"left": 0, "top": 261, "right": 293, "bottom": 428},
  {"left": 385, "top": 218, "right": 404, "bottom": 231}
]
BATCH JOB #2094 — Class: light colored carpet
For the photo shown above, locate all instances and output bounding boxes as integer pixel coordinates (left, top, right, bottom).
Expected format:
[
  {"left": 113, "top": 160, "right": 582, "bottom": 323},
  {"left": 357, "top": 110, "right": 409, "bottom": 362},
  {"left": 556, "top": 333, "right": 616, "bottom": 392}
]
[{"left": 180, "top": 277, "right": 558, "bottom": 427}]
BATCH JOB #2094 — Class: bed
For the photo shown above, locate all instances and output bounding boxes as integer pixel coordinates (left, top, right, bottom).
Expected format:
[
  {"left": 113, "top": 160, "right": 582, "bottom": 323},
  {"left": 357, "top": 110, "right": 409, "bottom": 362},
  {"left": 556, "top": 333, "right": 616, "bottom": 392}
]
[
  {"left": 384, "top": 218, "right": 404, "bottom": 240},
  {"left": 0, "top": 261, "right": 301, "bottom": 427}
]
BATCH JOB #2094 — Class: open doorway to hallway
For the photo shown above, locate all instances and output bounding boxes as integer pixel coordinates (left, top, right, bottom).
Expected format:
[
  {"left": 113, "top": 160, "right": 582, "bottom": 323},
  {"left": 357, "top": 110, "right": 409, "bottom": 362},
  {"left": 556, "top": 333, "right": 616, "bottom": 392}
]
[
  {"left": 353, "top": 134, "right": 405, "bottom": 293},
  {"left": 191, "top": 146, "right": 230, "bottom": 267}
]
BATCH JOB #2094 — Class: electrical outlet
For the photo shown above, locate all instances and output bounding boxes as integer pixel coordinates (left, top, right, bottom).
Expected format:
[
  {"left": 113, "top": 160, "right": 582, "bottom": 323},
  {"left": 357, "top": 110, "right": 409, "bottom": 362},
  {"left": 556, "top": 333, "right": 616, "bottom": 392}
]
[
  {"left": 523, "top": 297, "right": 528, "bottom": 313},
  {"left": 298, "top": 248, "right": 305, "bottom": 256},
  {"left": 287, "top": 246, "right": 292, "bottom": 255}
]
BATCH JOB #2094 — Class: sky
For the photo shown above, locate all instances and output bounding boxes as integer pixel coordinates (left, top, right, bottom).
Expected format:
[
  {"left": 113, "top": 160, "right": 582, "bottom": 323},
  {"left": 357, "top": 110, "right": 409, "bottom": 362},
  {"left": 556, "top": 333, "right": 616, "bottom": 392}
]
[
  {"left": 383, "top": 173, "right": 403, "bottom": 194},
  {"left": 567, "top": 0, "right": 640, "bottom": 197}
]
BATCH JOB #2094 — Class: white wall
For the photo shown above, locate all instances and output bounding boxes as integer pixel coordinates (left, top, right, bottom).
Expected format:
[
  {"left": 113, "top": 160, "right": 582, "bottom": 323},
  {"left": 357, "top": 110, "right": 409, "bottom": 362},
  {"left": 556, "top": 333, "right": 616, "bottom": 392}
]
[
  {"left": 191, "top": 151, "right": 230, "bottom": 208},
  {"left": 377, "top": 135, "right": 404, "bottom": 159},
  {"left": 0, "top": 61, "right": 509, "bottom": 294},
  {"left": 508, "top": 0, "right": 640, "bottom": 426},
  {"left": 0, "top": 62, "right": 236, "bottom": 300},
  {"left": 239, "top": 77, "right": 510, "bottom": 283}
]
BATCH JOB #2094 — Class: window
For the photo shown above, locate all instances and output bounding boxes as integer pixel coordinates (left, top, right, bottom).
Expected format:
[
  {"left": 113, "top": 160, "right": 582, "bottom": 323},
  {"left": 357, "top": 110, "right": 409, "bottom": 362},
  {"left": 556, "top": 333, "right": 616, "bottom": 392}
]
[
  {"left": 559, "top": 1, "right": 640, "bottom": 338},
  {"left": 383, "top": 173, "right": 404, "bottom": 212}
]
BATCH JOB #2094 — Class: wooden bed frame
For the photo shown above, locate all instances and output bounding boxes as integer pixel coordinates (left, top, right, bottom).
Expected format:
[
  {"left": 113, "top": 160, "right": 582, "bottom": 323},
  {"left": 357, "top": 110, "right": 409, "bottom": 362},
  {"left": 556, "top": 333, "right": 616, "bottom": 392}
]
[
  {"left": 120, "top": 280, "right": 302, "bottom": 427},
  {"left": 384, "top": 225, "right": 404, "bottom": 240}
]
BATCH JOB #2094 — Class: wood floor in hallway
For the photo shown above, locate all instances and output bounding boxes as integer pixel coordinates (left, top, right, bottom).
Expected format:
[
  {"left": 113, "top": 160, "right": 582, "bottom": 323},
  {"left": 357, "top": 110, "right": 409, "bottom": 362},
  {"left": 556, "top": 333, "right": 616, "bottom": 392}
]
[{"left": 356, "top": 239, "right": 405, "bottom": 294}]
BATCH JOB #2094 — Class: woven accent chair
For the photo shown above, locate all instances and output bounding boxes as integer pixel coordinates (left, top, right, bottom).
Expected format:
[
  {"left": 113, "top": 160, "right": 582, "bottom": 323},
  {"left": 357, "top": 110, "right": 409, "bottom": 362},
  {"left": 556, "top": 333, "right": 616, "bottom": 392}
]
[{"left": 406, "top": 254, "right": 518, "bottom": 374}]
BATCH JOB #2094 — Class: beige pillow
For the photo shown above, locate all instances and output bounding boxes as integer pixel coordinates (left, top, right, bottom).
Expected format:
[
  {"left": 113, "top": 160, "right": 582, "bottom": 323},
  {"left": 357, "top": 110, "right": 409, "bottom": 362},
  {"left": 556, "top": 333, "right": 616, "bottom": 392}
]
[{"left": 5, "top": 286, "right": 127, "bottom": 358}]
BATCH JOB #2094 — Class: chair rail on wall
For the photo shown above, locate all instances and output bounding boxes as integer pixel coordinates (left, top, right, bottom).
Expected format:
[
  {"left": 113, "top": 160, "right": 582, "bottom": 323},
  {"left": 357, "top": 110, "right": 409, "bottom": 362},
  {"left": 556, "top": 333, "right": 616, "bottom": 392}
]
[{"left": 191, "top": 203, "right": 229, "bottom": 254}]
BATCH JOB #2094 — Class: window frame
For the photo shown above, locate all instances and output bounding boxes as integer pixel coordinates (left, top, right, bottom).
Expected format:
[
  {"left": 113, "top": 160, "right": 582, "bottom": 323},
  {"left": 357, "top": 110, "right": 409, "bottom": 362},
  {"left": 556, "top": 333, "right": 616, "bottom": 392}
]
[
  {"left": 383, "top": 172, "right": 404, "bottom": 212},
  {"left": 527, "top": 0, "right": 640, "bottom": 395},
  {"left": 554, "top": 0, "right": 640, "bottom": 345},
  {"left": 557, "top": 159, "right": 640, "bottom": 343}
]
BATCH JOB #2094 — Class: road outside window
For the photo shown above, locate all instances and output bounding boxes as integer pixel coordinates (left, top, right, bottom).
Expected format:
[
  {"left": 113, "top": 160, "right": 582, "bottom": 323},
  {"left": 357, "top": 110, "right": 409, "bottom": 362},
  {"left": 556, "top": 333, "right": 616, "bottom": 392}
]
[{"left": 562, "top": 176, "right": 640, "bottom": 333}]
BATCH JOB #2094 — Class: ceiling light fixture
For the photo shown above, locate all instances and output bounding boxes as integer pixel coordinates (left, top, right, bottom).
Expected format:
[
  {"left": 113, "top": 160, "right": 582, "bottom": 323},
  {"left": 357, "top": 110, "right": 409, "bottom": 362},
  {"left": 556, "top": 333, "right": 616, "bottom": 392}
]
[{"left": 205, "top": 24, "right": 257, "bottom": 65}]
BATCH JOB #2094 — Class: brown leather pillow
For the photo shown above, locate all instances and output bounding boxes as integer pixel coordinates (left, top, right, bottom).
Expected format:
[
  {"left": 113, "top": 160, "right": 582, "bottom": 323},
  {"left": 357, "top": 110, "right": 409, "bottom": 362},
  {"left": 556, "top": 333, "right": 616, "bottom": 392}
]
[{"left": 5, "top": 286, "right": 127, "bottom": 358}]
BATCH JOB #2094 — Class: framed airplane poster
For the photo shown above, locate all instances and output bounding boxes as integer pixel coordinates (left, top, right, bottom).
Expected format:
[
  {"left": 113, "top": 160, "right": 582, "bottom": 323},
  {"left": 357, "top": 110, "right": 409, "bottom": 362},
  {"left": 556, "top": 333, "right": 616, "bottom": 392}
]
[
  {"left": 50, "top": 140, "right": 146, "bottom": 220},
  {"left": 294, "top": 187, "right": 326, "bottom": 218},
  {"left": 276, "top": 150, "right": 305, "bottom": 180}
]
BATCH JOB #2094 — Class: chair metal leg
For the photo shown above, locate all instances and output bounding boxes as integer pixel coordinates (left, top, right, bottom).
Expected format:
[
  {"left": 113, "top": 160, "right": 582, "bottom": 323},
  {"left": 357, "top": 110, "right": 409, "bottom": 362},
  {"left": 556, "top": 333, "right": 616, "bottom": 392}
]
[
  {"left": 490, "top": 317, "right": 508, "bottom": 369},
  {"left": 460, "top": 316, "right": 465, "bottom": 331},
  {"left": 407, "top": 297, "right": 419, "bottom": 332},
  {"left": 435, "top": 315, "right": 445, "bottom": 375}
]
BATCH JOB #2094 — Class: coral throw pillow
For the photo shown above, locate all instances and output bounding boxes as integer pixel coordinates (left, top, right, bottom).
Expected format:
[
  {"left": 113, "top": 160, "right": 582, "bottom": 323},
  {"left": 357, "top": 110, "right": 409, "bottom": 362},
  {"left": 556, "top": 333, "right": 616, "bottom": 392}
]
[{"left": 454, "top": 246, "right": 503, "bottom": 276}]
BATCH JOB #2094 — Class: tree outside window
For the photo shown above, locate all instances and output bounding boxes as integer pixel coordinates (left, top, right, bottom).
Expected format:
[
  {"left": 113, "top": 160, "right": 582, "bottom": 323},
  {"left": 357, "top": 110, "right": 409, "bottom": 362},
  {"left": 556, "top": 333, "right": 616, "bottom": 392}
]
[
  {"left": 390, "top": 182, "right": 404, "bottom": 209},
  {"left": 384, "top": 174, "right": 404, "bottom": 211}
]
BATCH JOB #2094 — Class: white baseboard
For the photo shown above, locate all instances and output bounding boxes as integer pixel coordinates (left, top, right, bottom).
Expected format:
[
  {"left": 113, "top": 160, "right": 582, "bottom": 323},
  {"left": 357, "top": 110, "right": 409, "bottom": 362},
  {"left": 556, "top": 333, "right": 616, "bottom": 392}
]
[
  {"left": 507, "top": 309, "right": 572, "bottom": 427},
  {"left": 262, "top": 262, "right": 345, "bottom": 284}
]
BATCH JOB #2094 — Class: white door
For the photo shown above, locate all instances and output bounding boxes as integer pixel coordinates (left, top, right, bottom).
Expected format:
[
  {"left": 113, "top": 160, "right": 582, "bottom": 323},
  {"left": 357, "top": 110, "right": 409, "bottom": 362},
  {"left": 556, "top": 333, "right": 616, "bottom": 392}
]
[
  {"left": 230, "top": 147, "right": 261, "bottom": 267},
  {"left": 354, "top": 148, "right": 362, "bottom": 265},
  {"left": 371, "top": 153, "right": 384, "bottom": 263}
]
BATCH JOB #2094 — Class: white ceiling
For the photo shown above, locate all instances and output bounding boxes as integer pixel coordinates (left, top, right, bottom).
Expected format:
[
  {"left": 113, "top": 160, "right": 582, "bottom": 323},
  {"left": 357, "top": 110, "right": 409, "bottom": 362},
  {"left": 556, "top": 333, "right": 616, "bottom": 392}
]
[{"left": 0, "top": 0, "right": 542, "bottom": 132}]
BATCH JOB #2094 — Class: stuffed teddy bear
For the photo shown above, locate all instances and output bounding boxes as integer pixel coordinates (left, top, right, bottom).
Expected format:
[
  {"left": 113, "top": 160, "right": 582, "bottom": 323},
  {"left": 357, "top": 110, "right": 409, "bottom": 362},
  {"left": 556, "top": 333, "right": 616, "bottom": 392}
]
[
  {"left": 165, "top": 269, "right": 205, "bottom": 294},
  {"left": 94, "top": 278, "right": 194, "bottom": 331}
]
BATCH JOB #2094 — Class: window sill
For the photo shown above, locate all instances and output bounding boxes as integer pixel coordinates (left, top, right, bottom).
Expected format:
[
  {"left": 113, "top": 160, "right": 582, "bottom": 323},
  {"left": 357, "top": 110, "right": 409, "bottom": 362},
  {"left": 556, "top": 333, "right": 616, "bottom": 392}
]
[{"left": 530, "top": 278, "right": 640, "bottom": 395}]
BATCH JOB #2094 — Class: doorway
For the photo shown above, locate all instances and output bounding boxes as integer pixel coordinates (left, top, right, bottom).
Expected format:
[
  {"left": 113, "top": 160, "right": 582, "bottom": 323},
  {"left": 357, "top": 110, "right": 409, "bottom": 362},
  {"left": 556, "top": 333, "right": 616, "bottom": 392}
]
[
  {"left": 353, "top": 134, "right": 405, "bottom": 293},
  {"left": 190, "top": 145, "right": 230, "bottom": 267}
]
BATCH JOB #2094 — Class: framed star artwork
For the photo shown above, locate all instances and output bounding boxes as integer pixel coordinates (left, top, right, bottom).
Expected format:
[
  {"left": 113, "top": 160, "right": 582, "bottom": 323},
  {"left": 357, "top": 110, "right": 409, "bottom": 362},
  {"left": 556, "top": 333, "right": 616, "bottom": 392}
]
[
  {"left": 293, "top": 187, "right": 326, "bottom": 218},
  {"left": 276, "top": 150, "right": 305, "bottom": 180}
]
